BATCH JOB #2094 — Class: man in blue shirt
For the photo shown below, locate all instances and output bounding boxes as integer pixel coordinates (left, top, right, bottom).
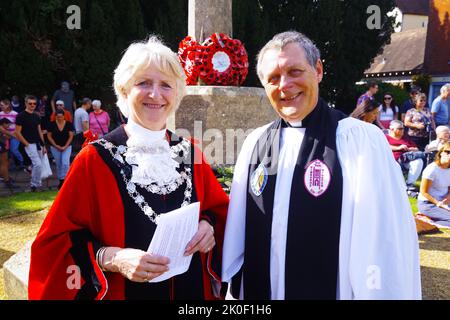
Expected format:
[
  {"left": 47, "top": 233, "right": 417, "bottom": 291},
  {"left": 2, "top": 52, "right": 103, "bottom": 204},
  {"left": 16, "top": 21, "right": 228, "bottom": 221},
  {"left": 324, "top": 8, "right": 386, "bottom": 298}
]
[{"left": 431, "top": 84, "right": 450, "bottom": 127}]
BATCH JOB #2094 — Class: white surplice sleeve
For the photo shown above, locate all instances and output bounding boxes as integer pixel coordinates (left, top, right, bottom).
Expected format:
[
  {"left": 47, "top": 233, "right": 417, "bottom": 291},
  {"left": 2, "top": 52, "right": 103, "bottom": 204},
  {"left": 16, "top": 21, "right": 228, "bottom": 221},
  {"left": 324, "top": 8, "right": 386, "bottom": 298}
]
[
  {"left": 222, "top": 123, "right": 272, "bottom": 283},
  {"left": 336, "top": 118, "right": 421, "bottom": 300}
]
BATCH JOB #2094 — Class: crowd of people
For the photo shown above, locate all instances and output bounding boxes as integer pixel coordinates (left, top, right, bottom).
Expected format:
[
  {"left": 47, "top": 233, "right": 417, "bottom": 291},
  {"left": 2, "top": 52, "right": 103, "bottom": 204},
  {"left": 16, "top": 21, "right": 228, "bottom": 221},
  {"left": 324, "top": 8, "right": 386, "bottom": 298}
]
[
  {"left": 352, "top": 82, "right": 450, "bottom": 227},
  {"left": 0, "top": 84, "right": 123, "bottom": 191}
]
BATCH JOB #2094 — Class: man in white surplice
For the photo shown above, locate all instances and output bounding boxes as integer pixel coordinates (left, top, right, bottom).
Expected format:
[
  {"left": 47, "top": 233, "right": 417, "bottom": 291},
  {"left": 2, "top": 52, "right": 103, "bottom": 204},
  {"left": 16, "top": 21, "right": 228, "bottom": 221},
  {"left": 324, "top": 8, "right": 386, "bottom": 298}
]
[{"left": 221, "top": 31, "right": 421, "bottom": 300}]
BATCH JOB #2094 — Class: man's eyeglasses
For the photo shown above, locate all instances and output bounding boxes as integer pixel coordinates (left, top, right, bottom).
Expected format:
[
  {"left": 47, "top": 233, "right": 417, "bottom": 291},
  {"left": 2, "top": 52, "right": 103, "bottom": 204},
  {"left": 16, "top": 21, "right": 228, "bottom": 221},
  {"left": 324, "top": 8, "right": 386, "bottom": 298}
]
[{"left": 27, "top": 102, "right": 37, "bottom": 106}]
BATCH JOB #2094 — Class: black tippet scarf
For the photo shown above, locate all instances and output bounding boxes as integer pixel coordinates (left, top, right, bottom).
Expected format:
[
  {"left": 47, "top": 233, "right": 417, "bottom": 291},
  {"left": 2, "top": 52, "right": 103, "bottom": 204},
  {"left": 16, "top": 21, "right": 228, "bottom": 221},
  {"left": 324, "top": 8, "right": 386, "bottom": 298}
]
[{"left": 242, "top": 98, "right": 347, "bottom": 300}]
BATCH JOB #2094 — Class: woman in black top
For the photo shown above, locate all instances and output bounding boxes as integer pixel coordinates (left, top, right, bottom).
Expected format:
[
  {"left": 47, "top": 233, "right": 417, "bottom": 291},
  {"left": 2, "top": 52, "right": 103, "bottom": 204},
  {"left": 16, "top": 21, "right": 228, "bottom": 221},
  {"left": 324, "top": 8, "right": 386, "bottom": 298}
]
[{"left": 47, "top": 109, "right": 74, "bottom": 189}]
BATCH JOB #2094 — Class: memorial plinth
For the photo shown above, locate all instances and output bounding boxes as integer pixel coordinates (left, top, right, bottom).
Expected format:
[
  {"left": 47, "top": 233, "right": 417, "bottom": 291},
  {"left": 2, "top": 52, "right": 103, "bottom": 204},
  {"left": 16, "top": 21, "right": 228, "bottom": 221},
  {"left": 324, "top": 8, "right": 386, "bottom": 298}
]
[
  {"left": 175, "top": 86, "right": 277, "bottom": 165},
  {"left": 3, "top": 241, "right": 32, "bottom": 300}
]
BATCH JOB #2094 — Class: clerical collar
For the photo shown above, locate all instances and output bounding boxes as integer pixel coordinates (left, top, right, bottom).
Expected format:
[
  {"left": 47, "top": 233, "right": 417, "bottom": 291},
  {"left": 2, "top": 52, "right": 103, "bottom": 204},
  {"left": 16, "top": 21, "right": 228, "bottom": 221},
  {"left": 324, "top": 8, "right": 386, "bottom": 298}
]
[
  {"left": 282, "top": 120, "right": 304, "bottom": 128},
  {"left": 125, "top": 119, "right": 166, "bottom": 142}
]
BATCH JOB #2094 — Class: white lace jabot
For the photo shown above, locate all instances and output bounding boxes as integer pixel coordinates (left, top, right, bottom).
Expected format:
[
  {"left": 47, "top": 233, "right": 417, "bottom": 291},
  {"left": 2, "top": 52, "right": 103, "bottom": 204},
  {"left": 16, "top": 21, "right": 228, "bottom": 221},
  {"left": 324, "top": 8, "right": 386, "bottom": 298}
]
[{"left": 124, "top": 119, "right": 181, "bottom": 186}]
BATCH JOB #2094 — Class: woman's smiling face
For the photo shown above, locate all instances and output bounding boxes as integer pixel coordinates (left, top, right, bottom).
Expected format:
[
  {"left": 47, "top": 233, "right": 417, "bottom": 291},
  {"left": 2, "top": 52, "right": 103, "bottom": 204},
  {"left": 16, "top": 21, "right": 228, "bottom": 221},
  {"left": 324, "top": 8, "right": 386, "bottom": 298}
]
[{"left": 125, "top": 66, "right": 178, "bottom": 131}]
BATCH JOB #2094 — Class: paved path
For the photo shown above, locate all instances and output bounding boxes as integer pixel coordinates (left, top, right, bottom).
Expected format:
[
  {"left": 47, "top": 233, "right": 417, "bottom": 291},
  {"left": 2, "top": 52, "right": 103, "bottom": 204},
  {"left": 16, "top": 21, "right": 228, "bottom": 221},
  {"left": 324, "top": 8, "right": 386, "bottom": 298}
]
[{"left": 0, "top": 164, "right": 60, "bottom": 197}]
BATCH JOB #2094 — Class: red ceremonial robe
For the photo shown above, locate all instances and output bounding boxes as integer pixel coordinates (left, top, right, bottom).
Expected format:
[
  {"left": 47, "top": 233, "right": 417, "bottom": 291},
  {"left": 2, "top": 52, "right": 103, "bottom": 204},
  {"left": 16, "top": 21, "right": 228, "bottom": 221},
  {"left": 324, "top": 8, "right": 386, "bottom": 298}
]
[{"left": 28, "top": 127, "right": 228, "bottom": 300}]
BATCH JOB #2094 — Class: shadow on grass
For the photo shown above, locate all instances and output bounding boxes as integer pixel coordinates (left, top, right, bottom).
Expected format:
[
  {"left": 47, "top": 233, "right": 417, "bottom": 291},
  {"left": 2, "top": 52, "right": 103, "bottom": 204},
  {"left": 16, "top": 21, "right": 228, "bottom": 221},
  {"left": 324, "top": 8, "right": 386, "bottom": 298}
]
[
  {"left": 0, "top": 210, "right": 47, "bottom": 226},
  {"left": 421, "top": 265, "right": 450, "bottom": 300},
  {"left": 0, "top": 248, "right": 16, "bottom": 267},
  {"left": 419, "top": 232, "right": 450, "bottom": 252}
]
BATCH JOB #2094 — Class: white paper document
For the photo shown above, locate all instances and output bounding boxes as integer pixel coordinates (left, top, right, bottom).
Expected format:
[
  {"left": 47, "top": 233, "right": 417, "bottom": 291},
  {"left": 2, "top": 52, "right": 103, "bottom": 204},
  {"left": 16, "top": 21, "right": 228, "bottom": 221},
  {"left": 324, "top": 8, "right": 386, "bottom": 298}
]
[{"left": 147, "top": 202, "right": 200, "bottom": 282}]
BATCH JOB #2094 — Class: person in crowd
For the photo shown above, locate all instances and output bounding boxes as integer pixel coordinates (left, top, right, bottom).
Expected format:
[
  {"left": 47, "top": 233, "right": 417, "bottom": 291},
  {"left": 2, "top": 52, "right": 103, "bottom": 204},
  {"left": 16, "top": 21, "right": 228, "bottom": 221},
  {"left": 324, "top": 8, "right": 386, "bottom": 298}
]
[
  {"left": 47, "top": 109, "right": 75, "bottom": 190},
  {"left": 425, "top": 125, "right": 450, "bottom": 154},
  {"left": 350, "top": 98, "right": 383, "bottom": 129},
  {"left": 222, "top": 31, "right": 420, "bottom": 300},
  {"left": 29, "top": 36, "right": 229, "bottom": 300},
  {"left": 430, "top": 83, "right": 450, "bottom": 127},
  {"left": 386, "top": 120, "right": 425, "bottom": 192},
  {"left": 0, "top": 118, "right": 18, "bottom": 189},
  {"left": 378, "top": 93, "right": 399, "bottom": 129},
  {"left": 73, "top": 97, "right": 92, "bottom": 153},
  {"left": 15, "top": 95, "right": 47, "bottom": 192},
  {"left": 0, "top": 99, "right": 24, "bottom": 169},
  {"left": 38, "top": 94, "right": 52, "bottom": 131},
  {"left": 50, "top": 100, "right": 73, "bottom": 122},
  {"left": 418, "top": 142, "right": 450, "bottom": 227},
  {"left": 89, "top": 99, "right": 110, "bottom": 138},
  {"left": 11, "top": 95, "right": 23, "bottom": 113},
  {"left": 404, "top": 93, "right": 434, "bottom": 151},
  {"left": 400, "top": 86, "right": 421, "bottom": 122},
  {"left": 356, "top": 81, "right": 378, "bottom": 108},
  {"left": 51, "top": 81, "right": 77, "bottom": 115},
  {"left": 113, "top": 107, "right": 128, "bottom": 128}
]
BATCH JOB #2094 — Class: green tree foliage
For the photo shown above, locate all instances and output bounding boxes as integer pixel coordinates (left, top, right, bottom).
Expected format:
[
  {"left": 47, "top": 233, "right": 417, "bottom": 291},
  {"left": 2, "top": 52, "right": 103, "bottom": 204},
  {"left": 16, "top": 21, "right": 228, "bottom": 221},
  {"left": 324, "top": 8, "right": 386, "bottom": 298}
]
[
  {"left": 139, "top": 0, "right": 187, "bottom": 51},
  {"left": 0, "top": 0, "right": 146, "bottom": 104},
  {"left": 233, "top": 0, "right": 396, "bottom": 114},
  {"left": 1, "top": 0, "right": 395, "bottom": 116}
]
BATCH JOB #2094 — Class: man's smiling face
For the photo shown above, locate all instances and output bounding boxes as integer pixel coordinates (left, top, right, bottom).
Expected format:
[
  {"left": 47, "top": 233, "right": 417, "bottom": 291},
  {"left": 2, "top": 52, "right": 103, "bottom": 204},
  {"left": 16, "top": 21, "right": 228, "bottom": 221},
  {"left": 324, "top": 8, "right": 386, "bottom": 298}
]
[{"left": 259, "top": 42, "right": 323, "bottom": 122}]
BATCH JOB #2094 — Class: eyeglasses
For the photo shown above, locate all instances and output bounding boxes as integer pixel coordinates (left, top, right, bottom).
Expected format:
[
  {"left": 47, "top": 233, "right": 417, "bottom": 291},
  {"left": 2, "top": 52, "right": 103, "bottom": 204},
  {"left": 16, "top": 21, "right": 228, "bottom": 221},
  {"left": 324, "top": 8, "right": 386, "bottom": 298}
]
[
  {"left": 441, "top": 150, "right": 450, "bottom": 155},
  {"left": 384, "top": 97, "right": 392, "bottom": 100},
  {"left": 27, "top": 102, "right": 37, "bottom": 106}
]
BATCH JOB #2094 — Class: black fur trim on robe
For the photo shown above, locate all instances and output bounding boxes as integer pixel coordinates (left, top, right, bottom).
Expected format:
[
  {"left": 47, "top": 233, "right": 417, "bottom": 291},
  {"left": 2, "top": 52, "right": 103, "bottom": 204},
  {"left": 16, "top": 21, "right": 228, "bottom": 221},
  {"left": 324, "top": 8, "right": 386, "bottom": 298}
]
[{"left": 241, "top": 99, "right": 347, "bottom": 300}]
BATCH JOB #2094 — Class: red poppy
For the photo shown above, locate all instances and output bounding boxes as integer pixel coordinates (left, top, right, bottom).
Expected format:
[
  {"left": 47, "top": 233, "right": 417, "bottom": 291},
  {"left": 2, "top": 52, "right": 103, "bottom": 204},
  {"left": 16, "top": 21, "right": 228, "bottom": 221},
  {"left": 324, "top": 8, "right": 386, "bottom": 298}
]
[
  {"left": 82, "top": 130, "right": 99, "bottom": 148},
  {"left": 178, "top": 33, "right": 248, "bottom": 86}
]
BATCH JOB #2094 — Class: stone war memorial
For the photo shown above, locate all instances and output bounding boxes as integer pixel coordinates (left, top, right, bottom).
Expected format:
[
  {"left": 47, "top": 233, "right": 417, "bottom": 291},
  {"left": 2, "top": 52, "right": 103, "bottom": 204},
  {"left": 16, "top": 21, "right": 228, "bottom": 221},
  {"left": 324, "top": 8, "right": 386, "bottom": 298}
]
[
  {"left": 175, "top": 0, "right": 276, "bottom": 165},
  {"left": 3, "top": 0, "right": 276, "bottom": 299}
]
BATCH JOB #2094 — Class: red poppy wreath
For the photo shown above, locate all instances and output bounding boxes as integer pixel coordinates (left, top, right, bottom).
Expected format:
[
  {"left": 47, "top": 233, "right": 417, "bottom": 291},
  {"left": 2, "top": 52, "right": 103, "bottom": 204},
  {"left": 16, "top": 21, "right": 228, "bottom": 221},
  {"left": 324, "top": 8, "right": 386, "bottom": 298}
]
[{"left": 178, "top": 33, "right": 248, "bottom": 86}]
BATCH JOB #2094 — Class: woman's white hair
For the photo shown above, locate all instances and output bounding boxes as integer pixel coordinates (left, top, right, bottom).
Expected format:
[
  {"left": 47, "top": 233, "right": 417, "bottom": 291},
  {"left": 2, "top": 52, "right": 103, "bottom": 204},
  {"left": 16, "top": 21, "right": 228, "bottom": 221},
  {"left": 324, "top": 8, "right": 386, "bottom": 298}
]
[{"left": 113, "top": 35, "right": 186, "bottom": 117}]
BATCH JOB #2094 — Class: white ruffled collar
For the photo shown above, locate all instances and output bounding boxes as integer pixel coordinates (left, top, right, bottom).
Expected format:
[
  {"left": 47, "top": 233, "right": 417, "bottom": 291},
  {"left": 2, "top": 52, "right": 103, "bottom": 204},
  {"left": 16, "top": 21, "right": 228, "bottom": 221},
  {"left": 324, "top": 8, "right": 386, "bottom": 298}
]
[{"left": 124, "top": 119, "right": 181, "bottom": 186}]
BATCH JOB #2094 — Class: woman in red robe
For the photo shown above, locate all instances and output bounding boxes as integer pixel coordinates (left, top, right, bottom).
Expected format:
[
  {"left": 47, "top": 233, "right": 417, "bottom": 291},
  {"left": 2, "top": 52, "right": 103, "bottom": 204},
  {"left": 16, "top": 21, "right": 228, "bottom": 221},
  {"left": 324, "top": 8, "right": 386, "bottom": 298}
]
[{"left": 28, "top": 36, "right": 229, "bottom": 300}]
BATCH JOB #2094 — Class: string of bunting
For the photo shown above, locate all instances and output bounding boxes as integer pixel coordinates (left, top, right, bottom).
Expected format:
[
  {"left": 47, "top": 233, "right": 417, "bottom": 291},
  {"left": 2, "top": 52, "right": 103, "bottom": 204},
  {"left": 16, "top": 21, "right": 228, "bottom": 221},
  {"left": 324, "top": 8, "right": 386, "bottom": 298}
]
[{"left": 178, "top": 33, "right": 249, "bottom": 86}]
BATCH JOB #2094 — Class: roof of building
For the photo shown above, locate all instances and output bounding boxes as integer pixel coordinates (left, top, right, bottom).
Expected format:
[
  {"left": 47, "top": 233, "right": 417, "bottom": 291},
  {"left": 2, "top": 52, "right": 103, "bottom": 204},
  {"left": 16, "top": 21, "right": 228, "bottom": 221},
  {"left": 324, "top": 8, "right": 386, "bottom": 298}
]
[
  {"left": 396, "top": 0, "right": 430, "bottom": 15},
  {"left": 364, "top": 28, "right": 427, "bottom": 75}
]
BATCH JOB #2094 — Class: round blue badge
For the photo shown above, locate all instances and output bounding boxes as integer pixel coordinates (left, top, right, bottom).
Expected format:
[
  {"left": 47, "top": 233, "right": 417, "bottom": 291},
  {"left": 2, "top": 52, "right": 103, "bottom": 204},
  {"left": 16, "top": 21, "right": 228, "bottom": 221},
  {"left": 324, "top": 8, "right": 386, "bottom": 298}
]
[{"left": 250, "top": 163, "right": 268, "bottom": 196}]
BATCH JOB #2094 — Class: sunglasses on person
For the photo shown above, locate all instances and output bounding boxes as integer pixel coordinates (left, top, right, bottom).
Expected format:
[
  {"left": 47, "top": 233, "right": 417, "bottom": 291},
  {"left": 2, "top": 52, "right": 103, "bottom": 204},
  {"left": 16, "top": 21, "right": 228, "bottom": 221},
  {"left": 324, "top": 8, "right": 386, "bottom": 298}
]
[
  {"left": 27, "top": 102, "right": 37, "bottom": 106},
  {"left": 441, "top": 150, "right": 450, "bottom": 155},
  {"left": 384, "top": 97, "right": 392, "bottom": 100}
]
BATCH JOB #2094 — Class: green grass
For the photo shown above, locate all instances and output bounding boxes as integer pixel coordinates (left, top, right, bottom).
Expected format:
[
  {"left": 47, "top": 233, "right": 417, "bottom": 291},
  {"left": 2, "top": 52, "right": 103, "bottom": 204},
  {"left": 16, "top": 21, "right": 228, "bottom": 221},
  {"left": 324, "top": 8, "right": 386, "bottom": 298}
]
[
  {"left": 0, "top": 191, "right": 57, "bottom": 218},
  {"left": 409, "top": 197, "right": 418, "bottom": 214}
]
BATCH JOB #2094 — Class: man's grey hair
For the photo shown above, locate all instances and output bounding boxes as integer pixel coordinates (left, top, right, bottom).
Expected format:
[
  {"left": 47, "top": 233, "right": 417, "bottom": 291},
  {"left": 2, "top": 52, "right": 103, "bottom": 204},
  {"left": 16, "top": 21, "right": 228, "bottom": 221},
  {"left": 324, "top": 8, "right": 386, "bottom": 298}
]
[
  {"left": 389, "top": 120, "right": 404, "bottom": 129},
  {"left": 441, "top": 83, "right": 450, "bottom": 95},
  {"left": 256, "top": 31, "right": 321, "bottom": 82}
]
